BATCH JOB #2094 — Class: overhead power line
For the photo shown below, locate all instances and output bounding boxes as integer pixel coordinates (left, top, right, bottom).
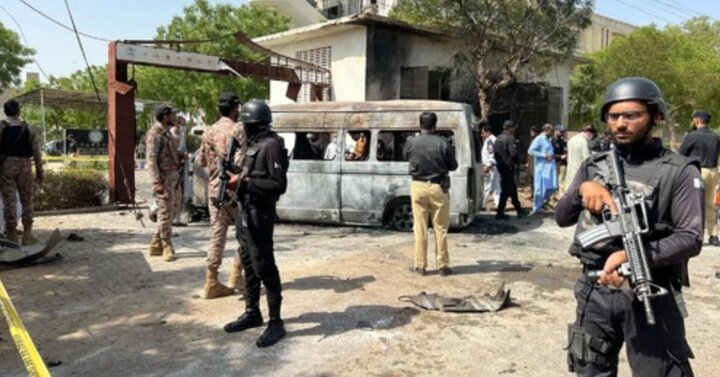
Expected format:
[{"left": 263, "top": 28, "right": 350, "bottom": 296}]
[
  {"left": 614, "top": 0, "right": 675, "bottom": 24},
  {"left": 0, "top": 4, "right": 50, "bottom": 81},
  {"left": 663, "top": 0, "right": 715, "bottom": 18},
  {"left": 16, "top": 0, "right": 110, "bottom": 42},
  {"left": 635, "top": 0, "right": 687, "bottom": 21},
  {"left": 63, "top": 0, "right": 103, "bottom": 104},
  {"left": 651, "top": 0, "right": 719, "bottom": 22}
]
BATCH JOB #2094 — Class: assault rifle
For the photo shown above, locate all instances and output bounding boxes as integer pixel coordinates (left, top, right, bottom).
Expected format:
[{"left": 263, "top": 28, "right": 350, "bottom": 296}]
[
  {"left": 577, "top": 144, "right": 668, "bottom": 325},
  {"left": 213, "top": 138, "right": 239, "bottom": 209}
]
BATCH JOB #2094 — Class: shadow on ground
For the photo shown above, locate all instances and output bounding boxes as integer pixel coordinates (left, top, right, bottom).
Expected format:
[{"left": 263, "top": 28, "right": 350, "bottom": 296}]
[
  {"left": 451, "top": 260, "right": 534, "bottom": 276},
  {"left": 286, "top": 305, "right": 420, "bottom": 340},
  {"left": 284, "top": 275, "right": 376, "bottom": 294}
]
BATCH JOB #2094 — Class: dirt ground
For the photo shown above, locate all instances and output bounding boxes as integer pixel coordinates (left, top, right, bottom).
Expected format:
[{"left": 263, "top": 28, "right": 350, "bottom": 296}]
[{"left": 1, "top": 174, "right": 719, "bottom": 376}]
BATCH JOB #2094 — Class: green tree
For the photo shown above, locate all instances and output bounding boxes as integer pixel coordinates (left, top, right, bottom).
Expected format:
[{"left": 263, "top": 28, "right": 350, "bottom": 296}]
[
  {"left": 134, "top": 0, "right": 290, "bottom": 122},
  {"left": 570, "top": 18, "right": 720, "bottom": 135},
  {"left": 0, "top": 21, "right": 34, "bottom": 88},
  {"left": 16, "top": 0, "right": 289, "bottom": 139},
  {"left": 391, "top": 0, "right": 593, "bottom": 121}
]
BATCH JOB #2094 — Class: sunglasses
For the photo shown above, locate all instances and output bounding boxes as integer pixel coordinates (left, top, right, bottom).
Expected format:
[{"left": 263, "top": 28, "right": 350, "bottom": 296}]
[{"left": 606, "top": 111, "right": 647, "bottom": 122}]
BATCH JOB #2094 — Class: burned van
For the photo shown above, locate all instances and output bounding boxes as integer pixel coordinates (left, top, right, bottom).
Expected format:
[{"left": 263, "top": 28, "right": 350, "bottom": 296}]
[{"left": 272, "top": 100, "right": 484, "bottom": 231}]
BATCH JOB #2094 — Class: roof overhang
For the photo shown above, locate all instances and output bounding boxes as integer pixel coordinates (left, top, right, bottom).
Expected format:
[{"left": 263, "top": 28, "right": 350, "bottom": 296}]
[
  {"left": 12, "top": 88, "right": 160, "bottom": 112},
  {"left": 254, "top": 13, "right": 447, "bottom": 48},
  {"left": 254, "top": 13, "right": 591, "bottom": 68}
]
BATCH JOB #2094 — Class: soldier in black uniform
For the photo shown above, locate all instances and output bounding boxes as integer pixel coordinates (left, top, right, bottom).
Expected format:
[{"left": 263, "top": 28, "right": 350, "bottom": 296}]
[
  {"left": 494, "top": 120, "right": 528, "bottom": 220},
  {"left": 223, "top": 101, "right": 289, "bottom": 348},
  {"left": 556, "top": 77, "right": 702, "bottom": 376},
  {"left": 678, "top": 111, "right": 720, "bottom": 246}
]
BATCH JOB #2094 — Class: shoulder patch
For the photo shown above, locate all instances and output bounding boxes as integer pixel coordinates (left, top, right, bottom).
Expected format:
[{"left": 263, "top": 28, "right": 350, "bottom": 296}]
[{"left": 694, "top": 178, "right": 704, "bottom": 189}]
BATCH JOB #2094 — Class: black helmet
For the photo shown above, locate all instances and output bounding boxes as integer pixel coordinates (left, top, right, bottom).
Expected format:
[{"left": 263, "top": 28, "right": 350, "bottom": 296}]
[
  {"left": 240, "top": 101, "right": 272, "bottom": 126},
  {"left": 218, "top": 92, "right": 241, "bottom": 108},
  {"left": 600, "top": 77, "right": 668, "bottom": 122}
]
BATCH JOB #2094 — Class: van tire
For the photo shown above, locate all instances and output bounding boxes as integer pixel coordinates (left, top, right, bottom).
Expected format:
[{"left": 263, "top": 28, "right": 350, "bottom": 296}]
[{"left": 387, "top": 198, "right": 414, "bottom": 232}]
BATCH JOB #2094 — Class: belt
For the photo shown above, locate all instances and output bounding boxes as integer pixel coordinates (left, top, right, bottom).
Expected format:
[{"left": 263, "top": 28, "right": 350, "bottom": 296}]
[{"left": 412, "top": 176, "right": 444, "bottom": 184}]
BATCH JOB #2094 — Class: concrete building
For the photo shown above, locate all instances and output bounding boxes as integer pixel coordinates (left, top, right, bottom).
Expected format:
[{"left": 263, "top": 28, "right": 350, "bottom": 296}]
[
  {"left": 249, "top": 0, "right": 627, "bottom": 138},
  {"left": 580, "top": 14, "right": 637, "bottom": 54}
]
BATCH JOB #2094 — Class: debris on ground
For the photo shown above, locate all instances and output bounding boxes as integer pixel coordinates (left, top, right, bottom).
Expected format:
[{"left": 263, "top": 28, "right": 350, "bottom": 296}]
[
  {"left": 470, "top": 218, "right": 519, "bottom": 235},
  {"left": 399, "top": 283, "right": 511, "bottom": 313},
  {"left": 66, "top": 232, "right": 84, "bottom": 242}
]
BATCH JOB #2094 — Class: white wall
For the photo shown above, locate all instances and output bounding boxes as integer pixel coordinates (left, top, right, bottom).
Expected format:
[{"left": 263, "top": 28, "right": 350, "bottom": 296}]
[
  {"left": 528, "top": 62, "right": 574, "bottom": 126},
  {"left": 265, "top": 27, "right": 367, "bottom": 104}
]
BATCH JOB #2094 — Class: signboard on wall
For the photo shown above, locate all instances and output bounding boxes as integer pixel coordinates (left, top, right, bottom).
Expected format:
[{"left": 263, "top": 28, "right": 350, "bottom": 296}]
[
  {"left": 64, "top": 129, "right": 109, "bottom": 155},
  {"left": 116, "top": 42, "right": 222, "bottom": 72}
]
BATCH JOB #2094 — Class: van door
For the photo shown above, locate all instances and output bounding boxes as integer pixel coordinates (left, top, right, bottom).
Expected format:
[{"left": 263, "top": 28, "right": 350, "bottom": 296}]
[
  {"left": 340, "top": 112, "right": 415, "bottom": 228},
  {"left": 275, "top": 125, "right": 342, "bottom": 223}
]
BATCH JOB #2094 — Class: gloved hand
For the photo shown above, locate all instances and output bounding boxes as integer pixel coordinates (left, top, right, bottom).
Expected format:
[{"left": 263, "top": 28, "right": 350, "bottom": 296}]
[{"left": 579, "top": 181, "right": 618, "bottom": 215}]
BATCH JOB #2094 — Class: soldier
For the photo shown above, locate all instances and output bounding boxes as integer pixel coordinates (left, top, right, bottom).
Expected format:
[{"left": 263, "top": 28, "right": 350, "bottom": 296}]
[
  {"left": 170, "top": 116, "right": 188, "bottom": 227},
  {"left": 678, "top": 111, "right": 720, "bottom": 246},
  {"left": 224, "top": 101, "right": 289, "bottom": 348},
  {"left": 196, "top": 93, "right": 246, "bottom": 299},
  {"left": 1, "top": 100, "right": 43, "bottom": 245},
  {"left": 494, "top": 120, "right": 528, "bottom": 220},
  {"left": 146, "top": 104, "right": 181, "bottom": 262},
  {"left": 556, "top": 77, "right": 701, "bottom": 376}
]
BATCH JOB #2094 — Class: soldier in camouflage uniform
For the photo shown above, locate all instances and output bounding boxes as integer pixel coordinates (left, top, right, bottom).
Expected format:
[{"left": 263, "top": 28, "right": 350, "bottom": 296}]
[
  {"left": 197, "top": 92, "right": 246, "bottom": 299},
  {"left": 1, "top": 100, "right": 43, "bottom": 245},
  {"left": 170, "top": 116, "right": 188, "bottom": 226},
  {"left": 146, "top": 104, "right": 180, "bottom": 262}
]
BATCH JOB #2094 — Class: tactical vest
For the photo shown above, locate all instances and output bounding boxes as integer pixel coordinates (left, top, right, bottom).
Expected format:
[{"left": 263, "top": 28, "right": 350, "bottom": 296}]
[
  {"left": 569, "top": 142, "right": 698, "bottom": 287},
  {"left": 0, "top": 121, "right": 33, "bottom": 157},
  {"left": 241, "top": 131, "right": 289, "bottom": 206}
]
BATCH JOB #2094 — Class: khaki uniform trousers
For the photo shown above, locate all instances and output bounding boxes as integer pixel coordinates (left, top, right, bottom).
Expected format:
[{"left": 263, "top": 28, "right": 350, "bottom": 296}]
[
  {"left": 207, "top": 203, "right": 242, "bottom": 271},
  {"left": 410, "top": 181, "right": 450, "bottom": 270},
  {"left": 701, "top": 167, "right": 720, "bottom": 237}
]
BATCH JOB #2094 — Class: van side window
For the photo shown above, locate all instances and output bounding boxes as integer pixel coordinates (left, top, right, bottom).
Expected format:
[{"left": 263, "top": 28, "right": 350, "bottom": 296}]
[
  {"left": 277, "top": 132, "right": 337, "bottom": 161},
  {"left": 378, "top": 131, "right": 454, "bottom": 161},
  {"left": 377, "top": 131, "right": 417, "bottom": 161},
  {"left": 344, "top": 131, "right": 371, "bottom": 161}
]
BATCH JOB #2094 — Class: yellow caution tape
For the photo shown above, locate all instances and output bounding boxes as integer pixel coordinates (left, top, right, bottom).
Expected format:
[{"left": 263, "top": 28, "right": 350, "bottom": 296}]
[
  {"left": 0, "top": 278, "right": 51, "bottom": 377},
  {"left": 42, "top": 156, "right": 109, "bottom": 162},
  {"left": 42, "top": 156, "right": 147, "bottom": 163}
]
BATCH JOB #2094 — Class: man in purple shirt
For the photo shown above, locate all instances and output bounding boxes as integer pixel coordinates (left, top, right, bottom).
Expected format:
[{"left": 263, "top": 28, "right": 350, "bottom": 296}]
[{"left": 556, "top": 77, "right": 701, "bottom": 376}]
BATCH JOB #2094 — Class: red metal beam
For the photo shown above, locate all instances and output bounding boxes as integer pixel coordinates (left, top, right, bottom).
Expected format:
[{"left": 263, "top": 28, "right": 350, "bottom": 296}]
[{"left": 107, "top": 41, "right": 136, "bottom": 204}]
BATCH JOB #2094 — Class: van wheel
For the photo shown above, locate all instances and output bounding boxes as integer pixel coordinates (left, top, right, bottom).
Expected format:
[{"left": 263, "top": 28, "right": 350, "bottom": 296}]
[{"left": 388, "top": 198, "right": 413, "bottom": 232}]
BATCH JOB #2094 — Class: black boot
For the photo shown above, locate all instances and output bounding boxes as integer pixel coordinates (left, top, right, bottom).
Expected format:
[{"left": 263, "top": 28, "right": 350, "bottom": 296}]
[
  {"left": 710, "top": 236, "right": 720, "bottom": 246},
  {"left": 224, "top": 308, "right": 263, "bottom": 333},
  {"left": 256, "top": 319, "right": 286, "bottom": 348}
]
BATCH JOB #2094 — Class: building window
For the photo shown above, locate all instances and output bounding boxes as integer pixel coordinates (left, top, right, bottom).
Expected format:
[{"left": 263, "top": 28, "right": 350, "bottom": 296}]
[
  {"left": 401, "top": 67, "right": 429, "bottom": 99},
  {"left": 296, "top": 46, "right": 332, "bottom": 103},
  {"left": 429, "top": 68, "right": 451, "bottom": 100},
  {"left": 401, "top": 66, "right": 451, "bottom": 100}
]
